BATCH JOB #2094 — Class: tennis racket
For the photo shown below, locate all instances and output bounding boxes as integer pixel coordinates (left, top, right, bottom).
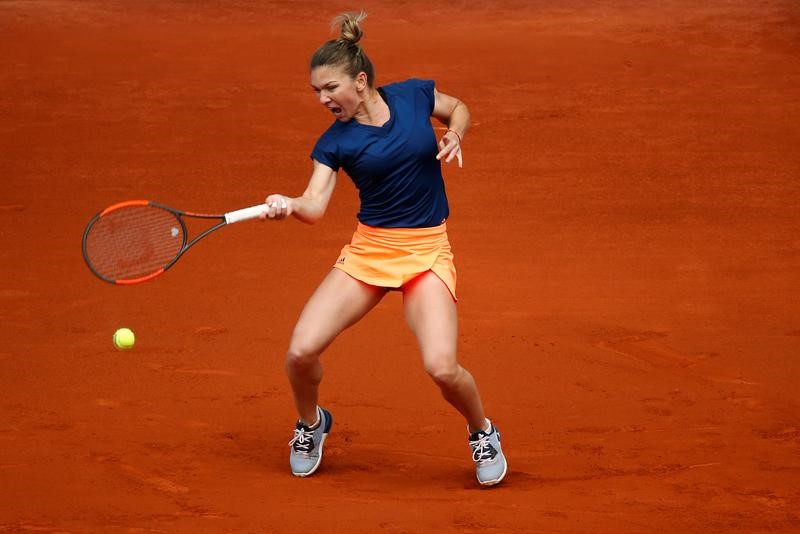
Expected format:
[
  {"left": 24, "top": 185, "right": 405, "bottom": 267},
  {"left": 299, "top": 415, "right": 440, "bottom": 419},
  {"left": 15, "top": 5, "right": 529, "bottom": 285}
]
[{"left": 82, "top": 200, "right": 274, "bottom": 285}]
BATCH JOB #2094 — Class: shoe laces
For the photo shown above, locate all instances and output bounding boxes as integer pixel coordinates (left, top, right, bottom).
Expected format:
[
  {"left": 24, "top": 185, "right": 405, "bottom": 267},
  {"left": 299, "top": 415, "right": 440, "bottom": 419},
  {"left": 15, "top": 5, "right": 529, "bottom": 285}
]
[
  {"left": 470, "top": 434, "right": 497, "bottom": 464},
  {"left": 289, "top": 427, "right": 315, "bottom": 455}
]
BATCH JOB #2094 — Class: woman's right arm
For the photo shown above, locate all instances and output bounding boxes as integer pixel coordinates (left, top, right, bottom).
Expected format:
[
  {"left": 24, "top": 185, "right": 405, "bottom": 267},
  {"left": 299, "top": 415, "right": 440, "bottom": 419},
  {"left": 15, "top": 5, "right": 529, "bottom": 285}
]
[{"left": 261, "top": 159, "right": 337, "bottom": 224}]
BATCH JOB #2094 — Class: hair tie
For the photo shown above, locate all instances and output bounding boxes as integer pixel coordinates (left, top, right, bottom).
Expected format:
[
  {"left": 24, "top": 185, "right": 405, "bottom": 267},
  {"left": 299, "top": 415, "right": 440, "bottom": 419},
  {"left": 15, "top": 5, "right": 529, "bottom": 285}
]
[{"left": 446, "top": 129, "right": 462, "bottom": 145}]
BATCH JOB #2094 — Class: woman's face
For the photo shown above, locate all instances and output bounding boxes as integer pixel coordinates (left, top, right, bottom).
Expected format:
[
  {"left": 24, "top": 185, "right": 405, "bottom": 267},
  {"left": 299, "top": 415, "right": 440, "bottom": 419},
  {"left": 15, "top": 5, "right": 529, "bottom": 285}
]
[{"left": 310, "top": 64, "right": 366, "bottom": 122}]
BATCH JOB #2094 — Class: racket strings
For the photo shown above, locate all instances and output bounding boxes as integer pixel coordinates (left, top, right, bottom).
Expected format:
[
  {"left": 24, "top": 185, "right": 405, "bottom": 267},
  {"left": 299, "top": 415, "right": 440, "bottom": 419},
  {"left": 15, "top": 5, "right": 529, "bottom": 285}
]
[{"left": 84, "top": 206, "right": 185, "bottom": 281}]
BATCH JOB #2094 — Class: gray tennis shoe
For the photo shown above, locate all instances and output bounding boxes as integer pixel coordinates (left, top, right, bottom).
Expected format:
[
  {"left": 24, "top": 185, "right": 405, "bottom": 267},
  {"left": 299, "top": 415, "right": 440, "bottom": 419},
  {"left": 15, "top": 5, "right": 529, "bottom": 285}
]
[
  {"left": 289, "top": 406, "right": 333, "bottom": 477},
  {"left": 469, "top": 420, "right": 507, "bottom": 486}
]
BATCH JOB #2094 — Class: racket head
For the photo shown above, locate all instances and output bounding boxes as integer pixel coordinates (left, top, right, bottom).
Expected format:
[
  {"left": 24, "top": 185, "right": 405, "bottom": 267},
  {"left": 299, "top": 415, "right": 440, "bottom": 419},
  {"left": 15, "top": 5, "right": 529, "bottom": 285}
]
[{"left": 82, "top": 200, "right": 188, "bottom": 284}]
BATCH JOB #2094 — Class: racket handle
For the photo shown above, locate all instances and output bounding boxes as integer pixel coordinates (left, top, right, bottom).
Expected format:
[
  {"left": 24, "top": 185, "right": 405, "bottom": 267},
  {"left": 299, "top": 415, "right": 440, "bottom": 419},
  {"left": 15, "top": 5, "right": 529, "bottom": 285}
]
[{"left": 225, "top": 204, "right": 269, "bottom": 224}]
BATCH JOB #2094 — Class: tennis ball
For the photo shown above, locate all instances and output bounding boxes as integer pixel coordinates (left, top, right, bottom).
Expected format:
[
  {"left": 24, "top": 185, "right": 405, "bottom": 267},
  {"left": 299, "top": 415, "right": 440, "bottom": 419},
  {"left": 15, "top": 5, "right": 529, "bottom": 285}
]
[{"left": 113, "top": 328, "right": 135, "bottom": 350}]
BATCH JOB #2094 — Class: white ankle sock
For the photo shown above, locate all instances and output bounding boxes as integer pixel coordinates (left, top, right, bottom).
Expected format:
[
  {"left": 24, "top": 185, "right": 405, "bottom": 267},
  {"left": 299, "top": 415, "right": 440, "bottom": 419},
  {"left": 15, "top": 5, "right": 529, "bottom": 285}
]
[
  {"left": 470, "top": 418, "right": 492, "bottom": 435},
  {"left": 306, "top": 408, "right": 321, "bottom": 429}
]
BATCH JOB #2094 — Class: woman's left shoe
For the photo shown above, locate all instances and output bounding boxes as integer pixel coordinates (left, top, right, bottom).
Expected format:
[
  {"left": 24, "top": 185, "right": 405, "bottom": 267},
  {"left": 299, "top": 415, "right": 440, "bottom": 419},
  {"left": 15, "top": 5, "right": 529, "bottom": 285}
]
[{"left": 468, "top": 420, "right": 508, "bottom": 486}]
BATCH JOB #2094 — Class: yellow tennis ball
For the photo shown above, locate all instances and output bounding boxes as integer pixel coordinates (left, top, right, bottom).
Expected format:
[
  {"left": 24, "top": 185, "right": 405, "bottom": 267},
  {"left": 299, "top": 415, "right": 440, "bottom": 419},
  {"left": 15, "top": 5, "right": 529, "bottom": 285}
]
[{"left": 113, "top": 328, "right": 135, "bottom": 350}]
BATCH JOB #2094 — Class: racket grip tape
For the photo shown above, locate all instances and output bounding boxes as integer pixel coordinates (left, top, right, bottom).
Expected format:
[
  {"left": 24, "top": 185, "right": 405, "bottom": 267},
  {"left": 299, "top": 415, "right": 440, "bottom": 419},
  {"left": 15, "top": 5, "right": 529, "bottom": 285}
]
[{"left": 225, "top": 204, "right": 269, "bottom": 224}]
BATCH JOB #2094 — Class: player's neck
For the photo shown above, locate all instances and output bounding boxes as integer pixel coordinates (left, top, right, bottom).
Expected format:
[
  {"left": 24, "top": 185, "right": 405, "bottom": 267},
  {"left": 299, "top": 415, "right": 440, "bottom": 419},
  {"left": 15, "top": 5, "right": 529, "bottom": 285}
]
[{"left": 354, "top": 88, "right": 390, "bottom": 127}]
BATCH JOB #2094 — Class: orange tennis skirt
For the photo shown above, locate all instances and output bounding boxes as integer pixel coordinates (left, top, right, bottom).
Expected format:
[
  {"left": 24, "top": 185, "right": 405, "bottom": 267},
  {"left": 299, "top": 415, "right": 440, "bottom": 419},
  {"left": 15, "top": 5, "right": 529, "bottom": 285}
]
[{"left": 333, "top": 222, "right": 457, "bottom": 300}]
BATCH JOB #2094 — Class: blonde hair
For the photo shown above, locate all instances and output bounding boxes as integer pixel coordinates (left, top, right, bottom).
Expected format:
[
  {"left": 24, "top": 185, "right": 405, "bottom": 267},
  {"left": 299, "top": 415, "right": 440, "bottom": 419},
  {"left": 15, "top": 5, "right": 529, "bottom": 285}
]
[{"left": 310, "top": 11, "right": 375, "bottom": 86}]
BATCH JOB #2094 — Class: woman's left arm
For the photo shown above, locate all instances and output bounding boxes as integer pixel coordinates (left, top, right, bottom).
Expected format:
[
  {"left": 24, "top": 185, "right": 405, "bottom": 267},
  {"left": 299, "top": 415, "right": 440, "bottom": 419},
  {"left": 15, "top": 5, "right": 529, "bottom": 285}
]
[{"left": 432, "top": 89, "right": 470, "bottom": 168}]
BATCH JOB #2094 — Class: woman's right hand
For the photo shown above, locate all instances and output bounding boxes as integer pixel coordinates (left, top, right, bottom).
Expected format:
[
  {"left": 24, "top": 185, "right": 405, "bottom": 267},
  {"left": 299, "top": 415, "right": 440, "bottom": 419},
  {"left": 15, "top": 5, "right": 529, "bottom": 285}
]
[{"left": 260, "top": 194, "right": 293, "bottom": 220}]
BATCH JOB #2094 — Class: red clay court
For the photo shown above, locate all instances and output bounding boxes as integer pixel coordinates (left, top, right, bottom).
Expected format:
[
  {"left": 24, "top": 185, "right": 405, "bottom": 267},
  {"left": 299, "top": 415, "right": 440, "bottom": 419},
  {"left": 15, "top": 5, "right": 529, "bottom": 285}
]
[{"left": 1, "top": 1, "right": 799, "bottom": 532}]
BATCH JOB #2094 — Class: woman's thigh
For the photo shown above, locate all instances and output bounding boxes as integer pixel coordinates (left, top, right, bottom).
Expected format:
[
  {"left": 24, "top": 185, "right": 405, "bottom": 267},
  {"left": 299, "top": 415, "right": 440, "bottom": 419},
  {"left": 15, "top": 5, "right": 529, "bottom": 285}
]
[
  {"left": 402, "top": 271, "right": 458, "bottom": 366},
  {"left": 290, "top": 268, "right": 386, "bottom": 356}
]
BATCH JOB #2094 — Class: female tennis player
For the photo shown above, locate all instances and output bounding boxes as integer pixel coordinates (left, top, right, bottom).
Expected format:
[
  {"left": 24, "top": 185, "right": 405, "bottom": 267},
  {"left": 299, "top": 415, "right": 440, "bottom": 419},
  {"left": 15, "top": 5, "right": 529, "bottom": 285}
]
[{"left": 260, "top": 12, "right": 507, "bottom": 486}]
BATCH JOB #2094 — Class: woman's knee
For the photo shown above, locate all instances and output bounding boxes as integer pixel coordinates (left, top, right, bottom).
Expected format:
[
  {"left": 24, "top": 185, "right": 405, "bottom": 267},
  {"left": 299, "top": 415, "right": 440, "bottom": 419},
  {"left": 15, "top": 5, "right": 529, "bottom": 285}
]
[
  {"left": 285, "top": 338, "right": 321, "bottom": 372},
  {"left": 424, "top": 357, "right": 461, "bottom": 388}
]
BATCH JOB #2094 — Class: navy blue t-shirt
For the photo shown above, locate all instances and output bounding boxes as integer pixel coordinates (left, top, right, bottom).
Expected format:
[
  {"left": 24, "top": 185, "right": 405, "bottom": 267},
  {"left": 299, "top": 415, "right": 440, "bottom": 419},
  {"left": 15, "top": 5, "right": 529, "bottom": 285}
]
[{"left": 310, "top": 79, "right": 449, "bottom": 228}]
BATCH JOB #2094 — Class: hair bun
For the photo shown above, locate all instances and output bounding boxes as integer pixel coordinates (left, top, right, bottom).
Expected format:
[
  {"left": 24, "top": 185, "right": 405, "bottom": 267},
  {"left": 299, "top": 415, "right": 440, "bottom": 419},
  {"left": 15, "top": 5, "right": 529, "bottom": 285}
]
[{"left": 333, "top": 11, "right": 366, "bottom": 44}]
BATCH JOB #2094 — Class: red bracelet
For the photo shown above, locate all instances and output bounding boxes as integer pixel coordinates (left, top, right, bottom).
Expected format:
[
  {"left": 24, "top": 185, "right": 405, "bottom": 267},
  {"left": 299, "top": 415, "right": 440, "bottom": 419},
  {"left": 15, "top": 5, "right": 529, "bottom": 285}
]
[{"left": 446, "top": 129, "right": 462, "bottom": 145}]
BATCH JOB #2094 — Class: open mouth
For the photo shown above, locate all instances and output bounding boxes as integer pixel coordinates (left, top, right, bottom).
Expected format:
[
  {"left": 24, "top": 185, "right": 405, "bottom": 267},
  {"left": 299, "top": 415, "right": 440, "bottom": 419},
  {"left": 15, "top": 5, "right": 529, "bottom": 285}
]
[{"left": 329, "top": 106, "right": 343, "bottom": 118}]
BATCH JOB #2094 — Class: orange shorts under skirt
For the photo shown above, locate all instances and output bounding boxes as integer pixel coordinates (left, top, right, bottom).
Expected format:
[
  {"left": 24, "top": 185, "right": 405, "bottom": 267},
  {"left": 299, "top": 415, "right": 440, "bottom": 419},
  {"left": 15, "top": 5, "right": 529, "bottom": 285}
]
[{"left": 333, "top": 222, "right": 457, "bottom": 300}]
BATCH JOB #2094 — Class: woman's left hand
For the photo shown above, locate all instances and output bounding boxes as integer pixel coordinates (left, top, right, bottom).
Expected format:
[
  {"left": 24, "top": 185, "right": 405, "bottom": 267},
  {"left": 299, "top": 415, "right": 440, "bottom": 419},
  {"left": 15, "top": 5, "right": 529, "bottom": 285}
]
[{"left": 437, "top": 130, "right": 463, "bottom": 168}]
